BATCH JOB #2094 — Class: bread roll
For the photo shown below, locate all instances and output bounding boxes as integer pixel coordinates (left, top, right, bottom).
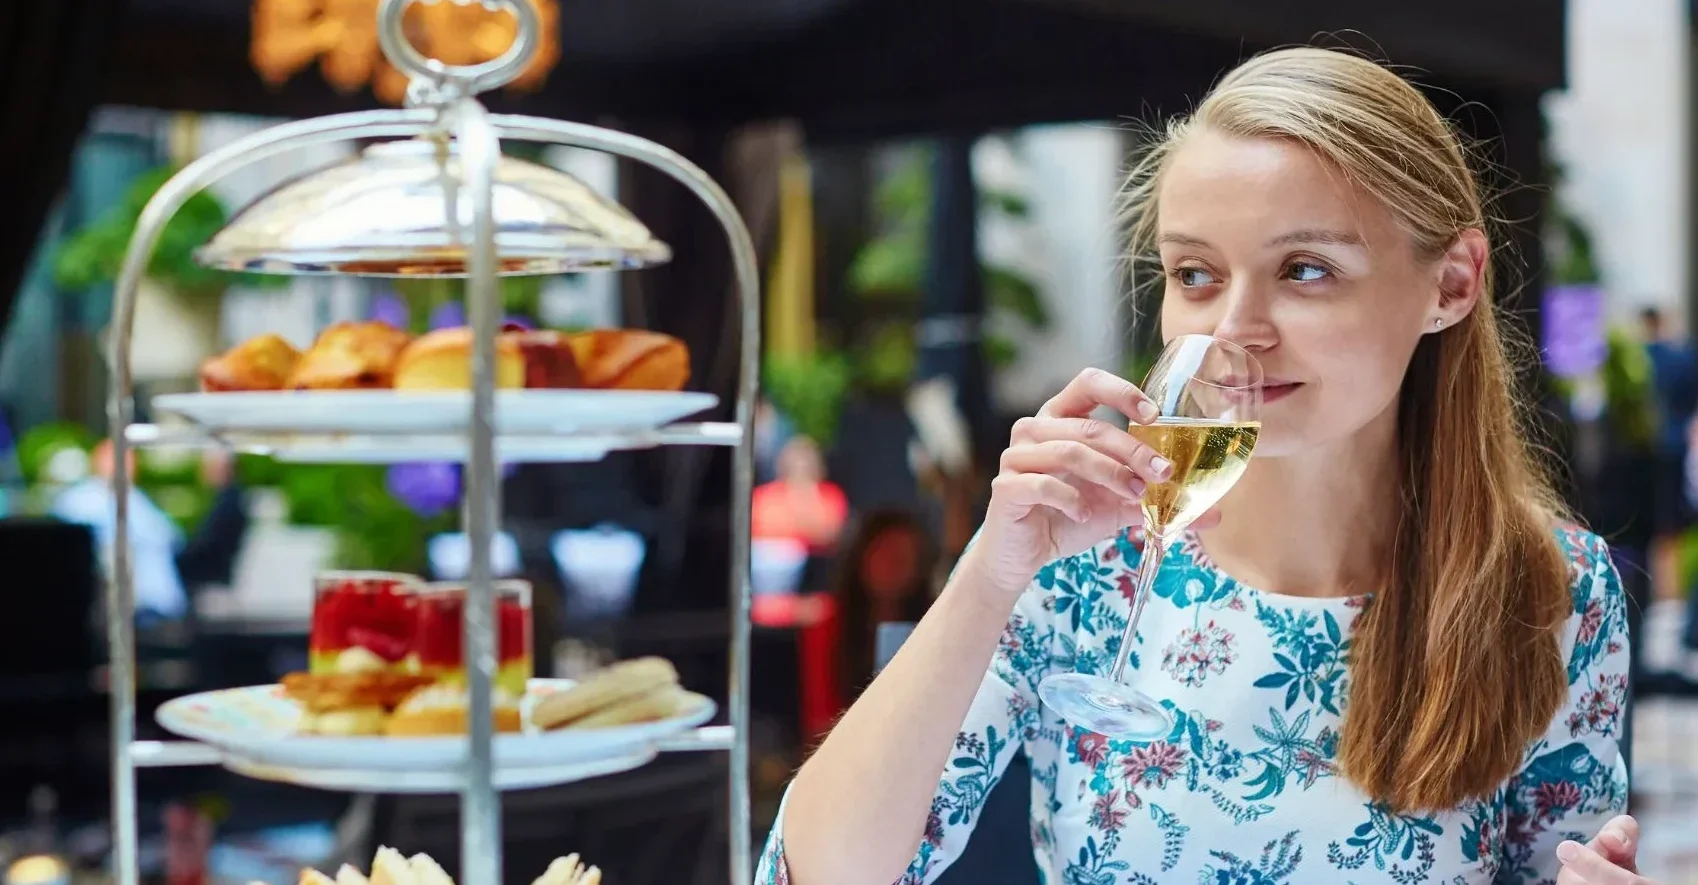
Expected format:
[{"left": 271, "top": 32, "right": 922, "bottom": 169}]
[
  {"left": 566, "top": 329, "right": 690, "bottom": 391},
  {"left": 393, "top": 327, "right": 526, "bottom": 391}
]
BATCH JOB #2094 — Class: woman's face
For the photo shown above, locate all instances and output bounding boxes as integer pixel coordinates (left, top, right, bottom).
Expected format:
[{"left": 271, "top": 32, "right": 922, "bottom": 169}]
[{"left": 1154, "top": 130, "right": 1476, "bottom": 458}]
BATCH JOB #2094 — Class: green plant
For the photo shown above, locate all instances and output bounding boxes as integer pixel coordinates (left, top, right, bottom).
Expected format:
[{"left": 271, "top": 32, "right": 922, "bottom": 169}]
[
  {"left": 52, "top": 166, "right": 283, "bottom": 296},
  {"left": 764, "top": 350, "right": 853, "bottom": 446},
  {"left": 279, "top": 463, "right": 451, "bottom": 572},
  {"left": 845, "top": 146, "right": 1049, "bottom": 386}
]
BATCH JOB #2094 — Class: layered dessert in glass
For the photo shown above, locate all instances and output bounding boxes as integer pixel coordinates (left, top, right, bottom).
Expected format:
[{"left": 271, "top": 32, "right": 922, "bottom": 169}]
[
  {"left": 410, "top": 579, "right": 534, "bottom": 696},
  {"left": 308, "top": 571, "right": 422, "bottom": 674}
]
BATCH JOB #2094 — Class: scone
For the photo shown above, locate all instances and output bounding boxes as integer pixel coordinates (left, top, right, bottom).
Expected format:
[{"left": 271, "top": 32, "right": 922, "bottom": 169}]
[
  {"left": 384, "top": 683, "right": 522, "bottom": 736},
  {"left": 392, "top": 327, "right": 526, "bottom": 391}
]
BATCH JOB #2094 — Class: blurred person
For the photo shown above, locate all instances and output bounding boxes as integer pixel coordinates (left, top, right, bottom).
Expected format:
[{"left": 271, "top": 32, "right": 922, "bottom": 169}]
[
  {"left": 762, "top": 48, "right": 1627, "bottom": 885},
  {"left": 829, "top": 510, "right": 938, "bottom": 703},
  {"left": 751, "top": 436, "right": 848, "bottom": 555},
  {"left": 50, "top": 439, "right": 187, "bottom": 621},
  {"left": 1641, "top": 306, "right": 1697, "bottom": 601}
]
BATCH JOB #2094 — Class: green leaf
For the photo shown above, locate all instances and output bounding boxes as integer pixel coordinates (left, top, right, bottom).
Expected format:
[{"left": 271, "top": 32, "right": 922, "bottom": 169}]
[
  {"left": 847, "top": 234, "right": 925, "bottom": 298},
  {"left": 763, "top": 350, "right": 853, "bottom": 445},
  {"left": 985, "top": 264, "right": 1047, "bottom": 328},
  {"left": 52, "top": 164, "right": 290, "bottom": 297}
]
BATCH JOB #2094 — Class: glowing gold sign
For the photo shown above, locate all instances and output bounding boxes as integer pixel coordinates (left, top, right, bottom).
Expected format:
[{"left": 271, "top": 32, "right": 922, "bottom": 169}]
[{"left": 251, "top": 0, "right": 561, "bottom": 105}]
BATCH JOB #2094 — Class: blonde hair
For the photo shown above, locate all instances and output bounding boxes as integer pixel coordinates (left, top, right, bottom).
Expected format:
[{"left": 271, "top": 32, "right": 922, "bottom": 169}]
[{"left": 1119, "top": 47, "right": 1571, "bottom": 812}]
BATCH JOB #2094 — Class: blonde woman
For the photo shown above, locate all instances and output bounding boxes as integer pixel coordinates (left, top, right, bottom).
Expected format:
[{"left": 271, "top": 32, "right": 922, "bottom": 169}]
[{"left": 759, "top": 47, "right": 1632, "bottom": 885}]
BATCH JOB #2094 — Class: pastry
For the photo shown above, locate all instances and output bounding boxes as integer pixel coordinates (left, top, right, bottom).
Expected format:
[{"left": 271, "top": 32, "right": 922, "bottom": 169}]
[
  {"left": 383, "top": 683, "right": 522, "bottom": 736},
  {"left": 502, "top": 324, "right": 583, "bottom": 389},
  {"left": 280, "top": 670, "right": 436, "bottom": 713},
  {"left": 392, "top": 327, "right": 526, "bottom": 391},
  {"left": 532, "top": 656, "right": 679, "bottom": 730},
  {"left": 568, "top": 685, "right": 688, "bottom": 729},
  {"left": 368, "top": 848, "right": 413, "bottom": 885},
  {"left": 200, "top": 333, "right": 302, "bottom": 392},
  {"left": 289, "top": 321, "right": 413, "bottom": 390},
  {"left": 532, "top": 854, "right": 601, "bottom": 885},
  {"left": 300, "top": 848, "right": 601, "bottom": 885},
  {"left": 566, "top": 329, "right": 691, "bottom": 391}
]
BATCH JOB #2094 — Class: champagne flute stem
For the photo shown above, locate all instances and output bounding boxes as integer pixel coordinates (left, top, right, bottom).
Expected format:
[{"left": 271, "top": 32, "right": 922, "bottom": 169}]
[{"left": 1108, "top": 532, "right": 1167, "bottom": 683}]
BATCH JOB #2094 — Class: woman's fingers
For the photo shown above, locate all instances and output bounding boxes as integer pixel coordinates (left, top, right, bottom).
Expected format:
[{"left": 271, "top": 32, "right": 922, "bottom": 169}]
[
  {"left": 1000, "top": 441, "right": 1142, "bottom": 502},
  {"left": 1010, "top": 416, "right": 1174, "bottom": 485},
  {"left": 1557, "top": 840, "right": 1651, "bottom": 885},
  {"left": 990, "top": 472, "right": 1089, "bottom": 522},
  {"left": 1039, "top": 368, "right": 1158, "bottom": 423}
]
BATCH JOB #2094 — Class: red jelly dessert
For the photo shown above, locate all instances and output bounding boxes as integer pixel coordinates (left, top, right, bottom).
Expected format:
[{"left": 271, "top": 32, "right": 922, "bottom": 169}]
[
  {"left": 309, "top": 571, "right": 421, "bottom": 674},
  {"left": 410, "top": 580, "right": 533, "bottom": 696}
]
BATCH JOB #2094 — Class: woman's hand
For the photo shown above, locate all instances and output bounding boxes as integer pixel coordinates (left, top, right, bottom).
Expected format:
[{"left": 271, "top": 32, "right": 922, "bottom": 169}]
[
  {"left": 1558, "top": 815, "right": 1653, "bottom": 884},
  {"left": 964, "top": 368, "right": 1202, "bottom": 599}
]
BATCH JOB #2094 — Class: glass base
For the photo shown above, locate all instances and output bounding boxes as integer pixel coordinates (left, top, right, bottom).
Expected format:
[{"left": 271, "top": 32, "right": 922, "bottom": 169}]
[{"left": 1037, "top": 671, "right": 1175, "bottom": 741}]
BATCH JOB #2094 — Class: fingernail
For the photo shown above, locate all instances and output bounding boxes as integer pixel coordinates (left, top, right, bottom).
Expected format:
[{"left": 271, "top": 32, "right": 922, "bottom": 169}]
[
  {"left": 1150, "top": 457, "right": 1173, "bottom": 480},
  {"left": 1556, "top": 841, "right": 1580, "bottom": 863},
  {"left": 1136, "top": 400, "right": 1158, "bottom": 423},
  {"left": 1130, "top": 479, "right": 1146, "bottom": 497}
]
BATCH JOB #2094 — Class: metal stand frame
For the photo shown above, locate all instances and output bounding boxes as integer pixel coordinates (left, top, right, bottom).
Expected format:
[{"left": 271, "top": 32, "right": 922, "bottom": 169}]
[{"left": 102, "top": 3, "right": 757, "bottom": 883}]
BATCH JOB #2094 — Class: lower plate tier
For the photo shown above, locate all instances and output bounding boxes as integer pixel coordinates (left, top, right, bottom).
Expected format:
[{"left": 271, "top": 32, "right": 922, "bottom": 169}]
[
  {"left": 125, "top": 421, "right": 741, "bottom": 463},
  {"left": 221, "top": 746, "right": 658, "bottom": 793},
  {"left": 156, "top": 679, "right": 718, "bottom": 771}
]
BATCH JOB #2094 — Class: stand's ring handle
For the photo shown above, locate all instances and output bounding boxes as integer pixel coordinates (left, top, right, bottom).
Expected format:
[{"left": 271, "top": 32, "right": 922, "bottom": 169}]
[{"left": 377, "top": 0, "right": 541, "bottom": 97}]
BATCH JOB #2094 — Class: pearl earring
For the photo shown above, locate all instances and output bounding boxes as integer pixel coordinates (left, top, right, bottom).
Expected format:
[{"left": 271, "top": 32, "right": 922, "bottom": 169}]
[{"left": 1433, "top": 318, "right": 1444, "bottom": 330}]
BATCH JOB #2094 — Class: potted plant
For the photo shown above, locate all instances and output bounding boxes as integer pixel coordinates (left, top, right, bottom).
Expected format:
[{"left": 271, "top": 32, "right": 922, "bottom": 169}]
[{"left": 52, "top": 166, "right": 282, "bottom": 381}]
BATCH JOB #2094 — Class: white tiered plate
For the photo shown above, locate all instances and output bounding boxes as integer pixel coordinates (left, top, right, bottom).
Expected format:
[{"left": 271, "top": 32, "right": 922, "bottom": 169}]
[
  {"left": 222, "top": 747, "right": 657, "bottom": 793},
  {"left": 152, "top": 389, "right": 718, "bottom": 435},
  {"left": 155, "top": 678, "right": 716, "bottom": 771}
]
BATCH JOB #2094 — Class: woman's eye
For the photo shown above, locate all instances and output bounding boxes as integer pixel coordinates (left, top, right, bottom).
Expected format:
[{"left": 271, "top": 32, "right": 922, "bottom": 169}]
[
  {"left": 1171, "top": 267, "right": 1216, "bottom": 287},
  {"left": 1284, "top": 261, "right": 1330, "bottom": 283}
]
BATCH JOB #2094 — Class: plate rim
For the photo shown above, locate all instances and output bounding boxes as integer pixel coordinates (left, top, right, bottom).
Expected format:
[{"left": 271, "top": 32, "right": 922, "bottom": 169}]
[{"left": 156, "top": 678, "right": 717, "bottom": 771}]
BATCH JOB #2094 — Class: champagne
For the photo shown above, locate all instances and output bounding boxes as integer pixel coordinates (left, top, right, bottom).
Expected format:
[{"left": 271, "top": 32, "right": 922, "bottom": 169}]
[{"left": 1127, "top": 417, "right": 1259, "bottom": 537}]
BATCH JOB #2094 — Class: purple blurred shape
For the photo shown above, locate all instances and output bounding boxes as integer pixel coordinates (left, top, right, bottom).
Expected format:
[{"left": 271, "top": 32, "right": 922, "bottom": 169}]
[
  {"left": 428, "top": 300, "right": 466, "bottom": 330},
  {"left": 1542, "top": 285, "right": 1607, "bottom": 379},
  {"left": 386, "top": 461, "right": 522, "bottom": 517},
  {"left": 369, "top": 292, "right": 409, "bottom": 329},
  {"left": 386, "top": 462, "right": 460, "bottom": 516}
]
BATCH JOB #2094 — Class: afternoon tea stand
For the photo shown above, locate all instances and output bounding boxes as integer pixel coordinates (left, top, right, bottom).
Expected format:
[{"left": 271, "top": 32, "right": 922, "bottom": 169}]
[{"left": 102, "top": 2, "right": 758, "bottom": 883}]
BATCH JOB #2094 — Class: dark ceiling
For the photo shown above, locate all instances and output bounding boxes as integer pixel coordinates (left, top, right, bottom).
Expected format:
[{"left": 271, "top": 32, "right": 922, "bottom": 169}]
[{"left": 106, "top": 0, "right": 1565, "bottom": 139}]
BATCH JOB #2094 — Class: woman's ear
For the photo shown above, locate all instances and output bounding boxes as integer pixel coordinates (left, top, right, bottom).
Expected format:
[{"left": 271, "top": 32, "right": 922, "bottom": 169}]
[{"left": 1430, "top": 228, "right": 1488, "bottom": 331}]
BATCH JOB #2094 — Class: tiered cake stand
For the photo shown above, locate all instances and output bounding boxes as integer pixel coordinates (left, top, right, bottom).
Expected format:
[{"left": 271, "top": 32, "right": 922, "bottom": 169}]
[{"left": 102, "top": 2, "right": 757, "bottom": 883}]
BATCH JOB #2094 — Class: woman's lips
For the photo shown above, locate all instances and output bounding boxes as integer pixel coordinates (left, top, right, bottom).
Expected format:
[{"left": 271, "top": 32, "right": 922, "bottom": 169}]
[{"left": 1262, "top": 382, "right": 1303, "bottom": 403}]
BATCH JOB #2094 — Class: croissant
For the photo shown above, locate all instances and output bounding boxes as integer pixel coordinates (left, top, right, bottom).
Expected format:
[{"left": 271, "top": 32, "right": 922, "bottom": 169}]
[
  {"left": 288, "top": 321, "right": 413, "bottom": 390},
  {"left": 566, "top": 329, "right": 690, "bottom": 391},
  {"left": 200, "top": 333, "right": 302, "bottom": 392}
]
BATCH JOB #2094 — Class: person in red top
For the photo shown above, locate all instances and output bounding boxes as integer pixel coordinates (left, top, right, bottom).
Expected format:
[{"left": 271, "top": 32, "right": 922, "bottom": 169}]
[{"left": 751, "top": 436, "right": 848, "bottom": 554}]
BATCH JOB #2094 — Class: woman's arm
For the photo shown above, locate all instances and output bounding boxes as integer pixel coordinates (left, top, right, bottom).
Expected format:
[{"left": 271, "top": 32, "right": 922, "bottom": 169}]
[
  {"left": 771, "top": 543, "right": 1034, "bottom": 885},
  {"left": 1497, "top": 531, "right": 1631, "bottom": 884}
]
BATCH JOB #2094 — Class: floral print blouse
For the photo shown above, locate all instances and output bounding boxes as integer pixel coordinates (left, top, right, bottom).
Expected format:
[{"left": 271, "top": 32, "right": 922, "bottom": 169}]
[{"left": 757, "top": 524, "right": 1629, "bottom": 884}]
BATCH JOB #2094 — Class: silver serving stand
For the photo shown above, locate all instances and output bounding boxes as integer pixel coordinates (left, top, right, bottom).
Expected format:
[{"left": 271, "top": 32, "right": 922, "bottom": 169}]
[{"left": 102, "top": 2, "right": 758, "bottom": 883}]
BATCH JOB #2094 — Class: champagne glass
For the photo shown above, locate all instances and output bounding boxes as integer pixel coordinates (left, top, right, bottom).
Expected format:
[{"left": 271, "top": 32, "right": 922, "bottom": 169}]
[{"left": 1037, "top": 335, "right": 1263, "bottom": 739}]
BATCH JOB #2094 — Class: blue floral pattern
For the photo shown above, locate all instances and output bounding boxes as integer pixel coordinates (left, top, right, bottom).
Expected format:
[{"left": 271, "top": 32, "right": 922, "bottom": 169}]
[{"left": 757, "top": 525, "right": 1629, "bottom": 884}]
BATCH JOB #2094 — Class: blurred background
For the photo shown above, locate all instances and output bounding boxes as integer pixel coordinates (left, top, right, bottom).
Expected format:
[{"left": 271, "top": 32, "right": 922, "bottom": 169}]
[{"left": 1, "top": 0, "right": 1696, "bottom": 883}]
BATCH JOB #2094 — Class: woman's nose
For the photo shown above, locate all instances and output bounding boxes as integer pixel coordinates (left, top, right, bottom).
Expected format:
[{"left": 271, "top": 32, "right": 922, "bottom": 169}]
[{"left": 1211, "top": 288, "right": 1278, "bottom": 353}]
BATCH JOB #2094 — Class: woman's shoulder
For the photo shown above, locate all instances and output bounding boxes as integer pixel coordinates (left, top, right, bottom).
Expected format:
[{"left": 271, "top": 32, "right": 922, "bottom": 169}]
[{"left": 1548, "top": 522, "right": 1629, "bottom": 669}]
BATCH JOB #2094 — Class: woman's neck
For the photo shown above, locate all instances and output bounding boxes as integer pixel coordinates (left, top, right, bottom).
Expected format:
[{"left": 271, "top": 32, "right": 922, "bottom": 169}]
[{"left": 1203, "top": 407, "right": 1402, "bottom": 598}]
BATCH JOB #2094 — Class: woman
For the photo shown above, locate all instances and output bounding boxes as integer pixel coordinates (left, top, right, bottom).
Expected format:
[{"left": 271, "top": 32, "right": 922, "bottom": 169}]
[{"left": 760, "top": 47, "right": 1633, "bottom": 885}]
